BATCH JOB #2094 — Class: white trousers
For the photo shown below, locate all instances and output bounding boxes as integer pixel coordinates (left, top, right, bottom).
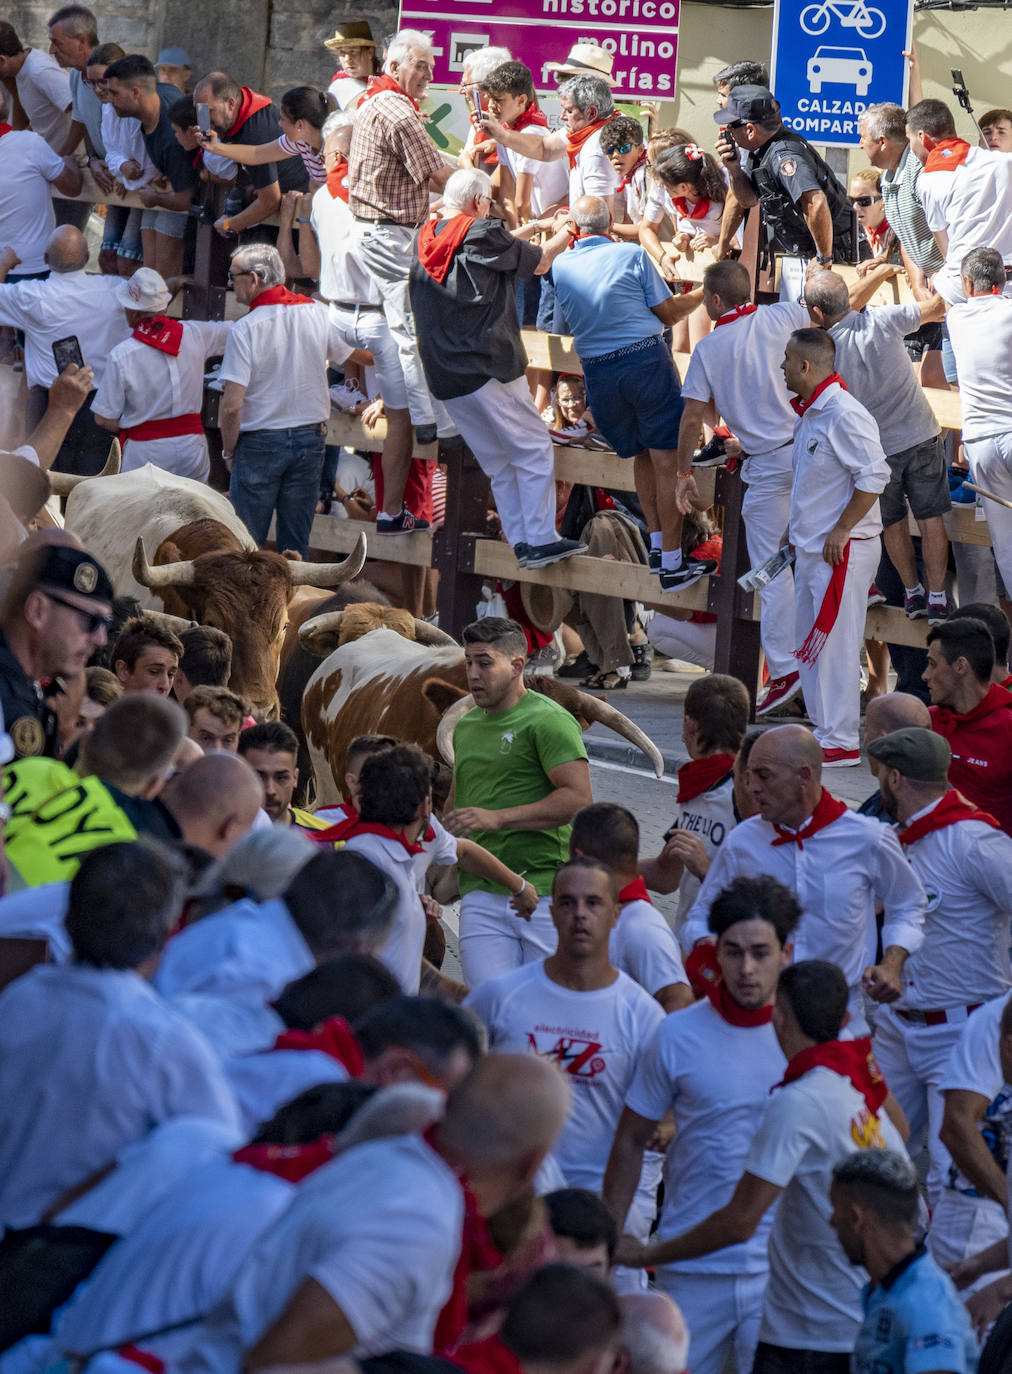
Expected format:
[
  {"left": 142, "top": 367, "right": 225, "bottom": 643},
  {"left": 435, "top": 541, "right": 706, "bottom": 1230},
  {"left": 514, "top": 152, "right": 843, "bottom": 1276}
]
[
  {"left": 122, "top": 434, "right": 209, "bottom": 482},
  {"left": 444, "top": 377, "right": 559, "bottom": 548},
  {"left": 741, "top": 467, "right": 796, "bottom": 680},
  {"left": 794, "top": 537, "right": 880, "bottom": 750},
  {"left": 929, "top": 1188, "right": 1011, "bottom": 1297},
  {"left": 648, "top": 615, "right": 716, "bottom": 669},
  {"left": 964, "top": 432, "right": 1012, "bottom": 596},
  {"left": 655, "top": 1268, "right": 768, "bottom": 1374},
  {"left": 459, "top": 890, "right": 557, "bottom": 988}
]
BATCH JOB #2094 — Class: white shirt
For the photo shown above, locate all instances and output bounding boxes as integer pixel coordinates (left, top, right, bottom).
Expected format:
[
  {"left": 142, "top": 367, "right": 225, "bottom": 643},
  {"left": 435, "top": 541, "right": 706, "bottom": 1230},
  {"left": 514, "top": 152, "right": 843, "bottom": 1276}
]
[
  {"left": 622, "top": 162, "right": 654, "bottom": 224},
  {"left": 680, "top": 301, "right": 809, "bottom": 472},
  {"left": 153, "top": 897, "right": 314, "bottom": 1002},
  {"left": 466, "top": 961, "right": 664, "bottom": 1191},
  {"left": 415, "top": 813, "right": 459, "bottom": 889},
  {"left": 219, "top": 299, "right": 353, "bottom": 432},
  {"left": 0, "top": 964, "right": 240, "bottom": 1227},
  {"left": 498, "top": 129, "right": 570, "bottom": 218},
  {"left": 746, "top": 1065, "right": 906, "bottom": 1351},
  {"left": 101, "top": 103, "right": 159, "bottom": 189},
  {"left": 938, "top": 993, "right": 1012, "bottom": 1196},
  {"left": 611, "top": 896, "right": 688, "bottom": 998},
  {"left": 0, "top": 878, "right": 70, "bottom": 960},
  {"left": 344, "top": 831, "right": 426, "bottom": 993},
  {"left": 682, "top": 809, "right": 927, "bottom": 996},
  {"left": 626, "top": 998, "right": 786, "bottom": 1274},
  {"left": 898, "top": 808, "right": 1012, "bottom": 1008},
  {"left": 827, "top": 304, "right": 938, "bottom": 456},
  {"left": 328, "top": 74, "right": 367, "bottom": 110},
  {"left": 667, "top": 771, "right": 737, "bottom": 932},
  {"left": 172, "top": 993, "right": 284, "bottom": 1060},
  {"left": 644, "top": 182, "right": 724, "bottom": 239},
  {"left": 92, "top": 319, "right": 232, "bottom": 481},
  {"left": 15, "top": 49, "right": 72, "bottom": 151},
  {"left": 311, "top": 185, "right": 381, "bottom": 304},
  {"left": 177, "top": 1133, "right": 464, "bottom": 1373},
  {"left": 789, "top": 382, "right": 889, "bottom": 553},
  {"left": 227, "top": 1045, "right": 348, "bottom": 1133},
  {"left": 0, "top": 129, "right": 67, "bottom": 275},
  {"left": 918, "top": 147, "right": 1012, "bottom": 304},
  {"left": 945, "top": 295, "right": 1012, "bottom": 441},
  {"left": 543, "top": 126, "right": 620, "bottom": 208},
  {"left": 0, "top": 268, "right": 131, "bottom": 387}
]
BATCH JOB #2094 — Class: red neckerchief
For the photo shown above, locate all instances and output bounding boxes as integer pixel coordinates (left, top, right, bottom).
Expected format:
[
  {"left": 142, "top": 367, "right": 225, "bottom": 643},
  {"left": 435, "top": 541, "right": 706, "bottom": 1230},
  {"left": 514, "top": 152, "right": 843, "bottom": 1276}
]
[
  {"left": 232, "top": 1135, "right": 336, "bottom": 1183},
  {"left": 931, "top": 682, "right": 1012, "bottom": 739},
  {"left": 796, "top": 541, "right": 851, "bottom": 666},
  {"left": 1001, "top": 673, "right": 1012, "bottom": 691},
  {"left": 225, "top": 87, "right": 273, "bottom": 138},
  {"left": 248, "top": 284, "right": 315, "bottom": 310},
  {"left": 791, "top": 372, "right": 847, "bottom": 416},
  {"left": 342, "top": 818, "right": 425, "bottom": 855},
  {"left": 713, "top": 302, "right": 757, "bottom": 327},
  {"left": 566, "top": 116, "right": 610, "bottom": 168},
  {"left": 131, "top": 315, "right": 183, "bottom": 356},
  {"left": 776, "top": 1036, "right": 887, "bottom": 1115},
  {"left": 619, "top": 151, "right": 649, "bottom": 190},
  {"left": 426, "top": 1126, "right": 502, "bottom": 1351},
  {"left": 673, "top": 194, "right": 712, "bottom": 221},
  {"left": 332, "top": 71, "right": 352, "bottom": 80},
  {"left": 273, "top": 1014, "right": 365, "bottom": 1075},
  {"left": 417, "top": 214, "right": 476, "bottom": 284},
  {"left": 924, "top": 137, "right": 971, "bottom": 174},
  {"left": 685, "top": 942, "right": 773, "bottom": 1026},
  {"left": 0, "top": 123, "right": 13, "bottom": 139},
  {"left": 617, "top": 876, "right": 651, "bottom": 905},
  {"left": 771, "top": 788, "right": 847, "bottom": 848},
  {"left": 508, "top": 105, "right": 548, "bottom": 132},
  {"left": 359, "top": 72, "right": 419, "bottom": 112},
  {"left": 899, "top": 788, "right": 1001, "bottom": 845},
  {"left": 865, "top": 218, "right": 889, "bottom": 252},
  {"left": 450, "top": 1335, "right": 523, "bottom": 1374},
  {"left": 677, "top": 753, "right": 736, "bottom": 803},
  {"left": 327, "top": 155, "right": 349, "bottom": 201}
]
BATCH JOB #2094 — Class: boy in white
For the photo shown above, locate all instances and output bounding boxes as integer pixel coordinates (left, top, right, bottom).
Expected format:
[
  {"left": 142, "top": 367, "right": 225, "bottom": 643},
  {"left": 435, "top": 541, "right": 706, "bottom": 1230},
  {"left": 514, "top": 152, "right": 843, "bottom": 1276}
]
[
  {"left": 615, "top": 959, "right": 907, "bottom": 1371},
  {"left": 604, "top": 875, "right": 799, "bottom": 1374},
  {"left": 867, "top": 726, "right": 1012, "bottom": 1206},
  {"left": 482, "top": 62, "right": 568, "bottom": 227},
  {"left": 675, "top": 262, "right": 809, "bottom": 716},
  {"left": 782, "top": 328, "right": 890, "bottom": 761}
]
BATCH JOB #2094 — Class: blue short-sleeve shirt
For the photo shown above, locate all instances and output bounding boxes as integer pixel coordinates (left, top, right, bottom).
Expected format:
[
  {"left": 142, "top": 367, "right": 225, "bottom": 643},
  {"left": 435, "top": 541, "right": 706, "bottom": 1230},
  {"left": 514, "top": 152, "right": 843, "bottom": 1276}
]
[
  {"left": 854, "top": 1245, "right": 978, "bottom": 1373},
  {"left": 551, "top": 237, "right": 671, "bottom": 359}
]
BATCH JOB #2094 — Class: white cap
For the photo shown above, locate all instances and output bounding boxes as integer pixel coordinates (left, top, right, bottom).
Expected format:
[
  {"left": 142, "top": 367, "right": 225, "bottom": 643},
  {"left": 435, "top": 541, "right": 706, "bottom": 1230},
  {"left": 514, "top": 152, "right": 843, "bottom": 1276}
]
[{"left": 115, "top": 267, "right": 172, "bottom": 314}]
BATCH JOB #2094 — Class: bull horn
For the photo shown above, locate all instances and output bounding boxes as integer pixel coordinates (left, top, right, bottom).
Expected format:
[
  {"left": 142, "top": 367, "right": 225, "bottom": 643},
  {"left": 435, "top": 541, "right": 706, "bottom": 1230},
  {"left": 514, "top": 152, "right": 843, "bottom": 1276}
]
[
  {"left": 436, "top": 693, "right": 474, "bottom": 766},
  {"left": 104, "top": 437, "right": 122, "bottom": 476},
  {"left": 47, "top": 439, "right": 122, "bottom": 497},
  {"left": 574, "top": 689, "right": 664, "bottom": 778},
  {"left": 289, "top": 532, "right": 367, "bottom": 586},
  {"left": 298, "top": 610, "right": 343, "bottom": 651},
  {"left": 412, "top": 618, "right": 458, "bottom": 647},
  {"left": 132, "top": 536, "right": 196, "bottom": 589}
]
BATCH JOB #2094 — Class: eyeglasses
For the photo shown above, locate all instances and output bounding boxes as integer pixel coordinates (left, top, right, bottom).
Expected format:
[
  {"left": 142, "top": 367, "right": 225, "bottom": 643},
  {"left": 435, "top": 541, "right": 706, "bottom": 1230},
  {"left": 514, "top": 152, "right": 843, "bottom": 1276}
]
[
  {"left": 41, "top": 591, "right": 111, "bottom": 634},
  {"left": 82, "top": 74, "right": 108, "bottom": 88},
  {"left": 227, "top": 270, "right": 254, "bottom": 284},
  {"left": 849, "top": 194, "right": 882, "bottom": 206},
  {"left": 603, "top": 141, "right": 634, "bottom": 156}
]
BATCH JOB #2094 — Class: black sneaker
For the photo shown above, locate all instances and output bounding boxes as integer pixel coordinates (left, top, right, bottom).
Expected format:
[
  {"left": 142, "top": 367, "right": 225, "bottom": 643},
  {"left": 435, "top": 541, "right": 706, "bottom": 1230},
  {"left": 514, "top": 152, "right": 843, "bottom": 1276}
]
[
  {"left": 658, "top": 559, "right": 717, "bottom": 592},
  {"left": 648, "top": 547, "right": 661, "bottom": 573},
  {"left": 525, "top": 538, "right": 588, "bottom": 568},
  {"left": 692, "top": 435, "right": 727, "bottom": 467},
  {"left": 559, "top": 651, "right": 596, "bottom": 679},
  {"left": 513, "top": 543, "right": 530, "bottom": 568},
  {"left": 376, "top": 503, "right": 431, "bottom": 534},
  {"left": 903, "top": 589, "right": 928, "bottom": 620},
  {"left": 630, "top": 641, "right": 654, "bottom": 681},
  {"left": 415, "top": 423, "right": 438, "bottom": 445}
]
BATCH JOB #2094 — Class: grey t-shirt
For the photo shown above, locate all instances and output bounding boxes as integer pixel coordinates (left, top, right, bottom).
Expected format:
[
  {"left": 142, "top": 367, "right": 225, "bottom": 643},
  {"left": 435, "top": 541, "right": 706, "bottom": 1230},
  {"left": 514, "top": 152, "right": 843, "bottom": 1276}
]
[
  {"left": 69, "top": 67, "right": 104, "bottom": 156},
  {"left": 828, "top": 304, "right": 939, "bottom": 456}
]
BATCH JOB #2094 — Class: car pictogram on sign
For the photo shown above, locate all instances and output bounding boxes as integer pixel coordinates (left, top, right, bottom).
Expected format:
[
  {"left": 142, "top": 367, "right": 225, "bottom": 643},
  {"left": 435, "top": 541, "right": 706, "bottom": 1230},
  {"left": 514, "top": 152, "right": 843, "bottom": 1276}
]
[{"left": 806, "top": 46, "right": 873, "bottom": 95}]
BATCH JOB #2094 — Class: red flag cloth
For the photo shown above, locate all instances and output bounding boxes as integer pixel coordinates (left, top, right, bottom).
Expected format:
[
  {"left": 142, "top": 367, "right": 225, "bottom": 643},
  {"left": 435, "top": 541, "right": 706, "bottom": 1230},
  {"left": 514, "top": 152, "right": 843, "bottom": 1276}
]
[
  {"left": 417, "top": 214, "right": 476, "bottom": 284},
  {"left": 677, "top": 753, "right": 736, "bottom": 803},
  {"left": 247, "top": 284, "right": 315, "bottom": 310},
  {"left": 771, "top": 788, "right": 847, "bottom": 849},
  {"left": 508, "top": 106, "right": 548, "bottom": 132},
  {"left": 790, "top": 372, "right": 847, "bottom": 417},
  {"left": 713, "top": 303, "right": 757, "bottom": 328},
  {"left": 359, "top": 73, "right": 419, "bottom": 111},
  {"left": 776, "top": 1036, "right": 888, "bottom": 1115},
  {"left": 327, "top": 156, "right": 349, "bottom": 201},
  {"left": 232, "top": 1135, "right": 336, "bottom": 1182},
  {"left": 924, "top": 137, "right": 971, "bottom": 174},
  {"left": 225, "top": 88, "right": 273, "bottom": 138},
  {"left": 673, "top": 195, "right": 712, "bottom": 221},
  {"left": 898, "top": 788, "right": 1001, "bottom": 845},
  {"left": 685, "top": 942, "right": 774, "bottom": 1027},
  {"left": 795, "top": 542, "right": 850, "bottom": 667},
  {"left": 566, "top": 116, "right": 611, "bottom": 168},
  {"left": 273, "top": 1014, "right": 365, "bottom": 1075},
  {"left": 131, "top": 315, "right": 183, "bottom": 356}
]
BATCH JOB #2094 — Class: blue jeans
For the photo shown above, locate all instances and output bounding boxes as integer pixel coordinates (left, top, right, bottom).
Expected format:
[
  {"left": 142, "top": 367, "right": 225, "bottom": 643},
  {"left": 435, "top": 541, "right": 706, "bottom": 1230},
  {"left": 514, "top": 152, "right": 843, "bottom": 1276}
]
[{"left": 230, "top": 423, "right": 326, "bottom": 558}]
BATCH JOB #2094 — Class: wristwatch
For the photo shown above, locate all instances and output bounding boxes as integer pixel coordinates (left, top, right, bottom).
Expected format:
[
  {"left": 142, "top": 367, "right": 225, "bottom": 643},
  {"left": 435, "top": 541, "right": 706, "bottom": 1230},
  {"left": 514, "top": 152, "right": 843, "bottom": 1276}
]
[{"left": 815, "top": 253, "right": 833, "bottom": 266}]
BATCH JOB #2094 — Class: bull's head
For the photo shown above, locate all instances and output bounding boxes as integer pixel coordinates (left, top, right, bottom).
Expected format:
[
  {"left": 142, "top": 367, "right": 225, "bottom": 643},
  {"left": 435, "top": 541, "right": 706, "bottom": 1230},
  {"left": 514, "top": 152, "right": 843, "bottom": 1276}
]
[{"left": 133, "top": 533, "right": 367, "bottom": 718}]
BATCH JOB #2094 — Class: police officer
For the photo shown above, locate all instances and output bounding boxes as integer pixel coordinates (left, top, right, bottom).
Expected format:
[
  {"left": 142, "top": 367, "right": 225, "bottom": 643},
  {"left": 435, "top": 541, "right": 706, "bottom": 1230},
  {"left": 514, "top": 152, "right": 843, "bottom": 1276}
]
[
  {"left": 0, "top": 542, "right": 113, "bottom": 761},
  {"left": 714, "top": 85, "right": 853, "bottom": 275}
]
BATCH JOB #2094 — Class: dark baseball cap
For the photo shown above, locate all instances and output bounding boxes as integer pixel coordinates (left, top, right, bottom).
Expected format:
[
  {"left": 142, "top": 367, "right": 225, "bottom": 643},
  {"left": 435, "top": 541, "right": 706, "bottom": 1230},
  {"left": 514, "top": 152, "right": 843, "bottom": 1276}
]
[
  {"left": 867, "top": 727, "right": 950, "bottom": 783},
  {"left": 715, "top": 84, "right": 779, "bottom": 125},
  {"left": 35, "top": 545, "right": 114, "bottom": 606}
]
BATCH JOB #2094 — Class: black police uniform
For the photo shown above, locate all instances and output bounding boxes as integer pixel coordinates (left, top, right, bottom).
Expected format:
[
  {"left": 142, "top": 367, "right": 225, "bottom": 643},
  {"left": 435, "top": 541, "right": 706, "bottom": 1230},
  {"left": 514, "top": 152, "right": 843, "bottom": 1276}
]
[
  {"left": 0, "top": 630, "right": 58, "bottom": 760},
  {"left": 745, "top": 126, "right": 854, "bottom": 261}
]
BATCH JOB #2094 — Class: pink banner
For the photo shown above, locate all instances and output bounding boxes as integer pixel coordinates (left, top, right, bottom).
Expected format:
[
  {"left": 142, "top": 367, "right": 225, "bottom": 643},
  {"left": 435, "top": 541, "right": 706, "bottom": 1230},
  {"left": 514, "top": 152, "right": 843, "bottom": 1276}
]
[{"left": 399, "top": 0, "right": 680, "bottom": 99}]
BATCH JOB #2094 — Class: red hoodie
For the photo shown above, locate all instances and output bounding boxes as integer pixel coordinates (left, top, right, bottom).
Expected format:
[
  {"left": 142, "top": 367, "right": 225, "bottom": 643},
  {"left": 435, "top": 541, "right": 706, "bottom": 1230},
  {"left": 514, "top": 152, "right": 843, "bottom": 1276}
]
[{"left": 930, "top": 683, "right": 1012, "bottom": 835}]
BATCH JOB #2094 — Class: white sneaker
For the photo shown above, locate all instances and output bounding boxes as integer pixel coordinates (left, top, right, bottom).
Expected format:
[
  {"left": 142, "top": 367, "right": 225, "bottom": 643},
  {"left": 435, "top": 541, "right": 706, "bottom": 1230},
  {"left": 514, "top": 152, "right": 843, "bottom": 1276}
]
[
  {"left": 330, "top": 380, "right": 368, "bottom": 413},
  {"left": 549, "top": 420, "right": 590, "bottom": 445}
]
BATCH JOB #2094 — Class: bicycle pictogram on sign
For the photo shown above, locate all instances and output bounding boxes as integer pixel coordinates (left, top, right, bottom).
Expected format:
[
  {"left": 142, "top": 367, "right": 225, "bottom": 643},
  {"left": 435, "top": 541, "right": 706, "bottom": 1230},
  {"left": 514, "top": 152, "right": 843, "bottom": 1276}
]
[{"left": 799, "top": 0, "right": 887, "bottom": 37}]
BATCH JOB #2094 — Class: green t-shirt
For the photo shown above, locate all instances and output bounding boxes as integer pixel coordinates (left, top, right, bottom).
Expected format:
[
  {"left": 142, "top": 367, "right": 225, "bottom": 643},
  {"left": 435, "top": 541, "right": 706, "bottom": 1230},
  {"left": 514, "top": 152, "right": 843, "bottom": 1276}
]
[{"left": 453, "top": 690, "right": 587, "bottom": 896}]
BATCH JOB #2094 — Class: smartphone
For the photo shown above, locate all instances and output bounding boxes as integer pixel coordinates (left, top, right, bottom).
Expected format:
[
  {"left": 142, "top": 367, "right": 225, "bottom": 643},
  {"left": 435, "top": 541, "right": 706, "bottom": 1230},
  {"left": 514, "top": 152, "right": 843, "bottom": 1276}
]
[
  {"left": 197, "top": 104, "right": 211, "bottom": 134},
  {"left": 52, "top": 336, "right": 85, "bottom": 373},
  {"left": 951, "top": 69, "right": 965, "bottom": 87},
  {"left": 470, "top": 84, "right": 483, "bottom": 121}
]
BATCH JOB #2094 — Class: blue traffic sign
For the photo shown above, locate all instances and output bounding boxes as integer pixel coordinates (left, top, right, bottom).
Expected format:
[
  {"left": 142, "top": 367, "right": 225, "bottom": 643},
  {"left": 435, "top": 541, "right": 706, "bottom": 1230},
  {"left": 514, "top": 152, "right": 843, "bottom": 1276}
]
[{"left": 770, "top": 0, "right": 912, "bottom": 148}]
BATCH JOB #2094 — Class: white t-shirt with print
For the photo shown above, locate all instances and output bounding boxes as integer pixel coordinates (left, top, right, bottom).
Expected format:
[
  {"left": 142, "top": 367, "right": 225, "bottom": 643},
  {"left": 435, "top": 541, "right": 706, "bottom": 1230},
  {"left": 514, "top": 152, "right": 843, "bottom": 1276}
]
[{"left": 666, "top": 772, "right": 737, "bottom": 932}]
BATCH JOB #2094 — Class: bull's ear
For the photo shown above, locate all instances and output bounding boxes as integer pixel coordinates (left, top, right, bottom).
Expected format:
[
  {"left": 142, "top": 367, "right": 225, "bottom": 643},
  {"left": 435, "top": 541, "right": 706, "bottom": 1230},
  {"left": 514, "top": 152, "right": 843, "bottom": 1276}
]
[
  {"left": 158, "top": 541, "right": 185, "bottom": 564},
  {"left": 422, "top": 677, "right": 468, "bottom": 716}
]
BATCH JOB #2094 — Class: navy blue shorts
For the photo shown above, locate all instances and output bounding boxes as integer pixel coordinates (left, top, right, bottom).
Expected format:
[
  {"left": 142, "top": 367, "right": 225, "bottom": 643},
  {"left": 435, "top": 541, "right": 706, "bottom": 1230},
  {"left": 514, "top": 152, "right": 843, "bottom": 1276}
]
[{"left": 581, "top": 335, "right": 684, "bottom": 458}]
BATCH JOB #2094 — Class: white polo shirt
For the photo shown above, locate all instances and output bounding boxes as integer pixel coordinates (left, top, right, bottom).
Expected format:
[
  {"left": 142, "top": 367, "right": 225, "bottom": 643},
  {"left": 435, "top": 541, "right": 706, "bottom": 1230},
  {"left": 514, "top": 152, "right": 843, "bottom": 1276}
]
[
  {"left": 945, "top": 295, "right": 1012, "bottom": 441},
  {"left": 789, "top": 382, "right": 889, "bottom": 554},
  {"left": 344, "top": 830, "right": 427, "bottom": 993},
  {"left": 311, "top": 186, "right": 382, "bottom": 305},
  {"left": 918, "top": 147, "right": 1012, "bottom": 304},
  {"left": 746, "top": 1065, "right": 906, "bottom": 1351},
  {"left": 219, "top": 298, "right": 353, "bottom": 432},
  {"left": 626, "top": 998, "right": 786, "bottom": 1274},
  {"left": 680, "top": 301, "right": 809, "bottom": 474},
  {"left": 0, "top": 268, "right": 131, "bottom": 386},
  {"left": 682, "top": 808, "right": 926, "bottom": 995},
  {"left": 611, "top": 895, "right": 688, "bottom": 998},
  {"left": 0, "top": 129, "right": 67, "bottom": 275},
  {"left": 0, "top": 964, "right": 240, "bottom": 1227},
  {"left": 153, "top": 896, "right": 314, "bottom": 1002},
  {"left": 15, "top": 49, "right": 72, "bottom": 151}
]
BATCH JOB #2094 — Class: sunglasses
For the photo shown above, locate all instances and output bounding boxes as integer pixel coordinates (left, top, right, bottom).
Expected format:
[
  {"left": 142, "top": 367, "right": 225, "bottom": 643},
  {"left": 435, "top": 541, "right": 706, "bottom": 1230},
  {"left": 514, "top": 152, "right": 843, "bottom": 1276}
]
[
  {"left": 604, "top": 141, "right": 634, "bottom": 156},
  {"left": 849, "top": 194, "right": 882, "bottom": 206},
  {"left": 723, "top": 119, "right": 745, "bottom": 130},
  {"left": 42, "top": 591, "right": 111, "bottom": 634}
]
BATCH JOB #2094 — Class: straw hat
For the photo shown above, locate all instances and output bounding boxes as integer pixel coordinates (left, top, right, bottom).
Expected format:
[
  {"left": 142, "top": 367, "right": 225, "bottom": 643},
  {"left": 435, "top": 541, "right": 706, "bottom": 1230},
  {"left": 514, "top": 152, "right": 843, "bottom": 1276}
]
[
  {"left": 520, "top": 582, "right": 573, "bottom": 634},
  {"left": 324, "top": 20, "right": 377, "bottom": 51},
  {"left": 546, "top": 43, "right": 617, "bottom": 85}
]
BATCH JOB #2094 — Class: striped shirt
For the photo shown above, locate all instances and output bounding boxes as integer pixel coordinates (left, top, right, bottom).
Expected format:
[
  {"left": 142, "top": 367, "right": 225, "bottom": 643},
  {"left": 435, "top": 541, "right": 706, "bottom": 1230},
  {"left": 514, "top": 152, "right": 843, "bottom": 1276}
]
[
  {"left": 347, "top": 90, "right": 443, "bottom": 226},
  {"left": 277, "top": 133, "right": 326, "bottom": 184},
  {"left": 880, "top": 145, "right": 944, "bottom": 276}
]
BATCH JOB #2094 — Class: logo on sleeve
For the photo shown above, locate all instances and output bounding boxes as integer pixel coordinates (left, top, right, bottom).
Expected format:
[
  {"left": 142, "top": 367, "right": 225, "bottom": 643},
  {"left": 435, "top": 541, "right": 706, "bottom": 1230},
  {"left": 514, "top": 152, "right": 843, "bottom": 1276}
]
[{"left": 780, "top": 158, "right": 797, "bottom": 176}]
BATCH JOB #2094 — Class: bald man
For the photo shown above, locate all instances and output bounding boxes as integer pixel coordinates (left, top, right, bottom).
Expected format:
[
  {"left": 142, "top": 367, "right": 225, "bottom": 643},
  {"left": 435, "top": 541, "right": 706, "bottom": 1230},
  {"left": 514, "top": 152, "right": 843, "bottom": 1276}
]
[
  {"left": 782, "top": 327, "right": 891, "bottom": 765},
  {"left": 0, "top": 225, "right": 130, "bottom": 475},
  {"left": 620, "top": 1291, "right": 690, "bottom": 1374},
  {"left": 859, "top": 692, "right": 932, "bottom": 820},
  {"left": 159, "top": 752, "right": 264, "bottom": 859},
  {"left": 682, "top": 724, "right": 926, "bottom": 1034}
]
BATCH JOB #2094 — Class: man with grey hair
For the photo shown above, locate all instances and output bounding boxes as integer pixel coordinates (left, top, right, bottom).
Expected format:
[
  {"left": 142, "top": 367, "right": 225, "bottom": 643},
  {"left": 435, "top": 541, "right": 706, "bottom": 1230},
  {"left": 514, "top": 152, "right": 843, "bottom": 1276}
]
[
  {"left": 218, "top": 242, "right": 370, "bottom": 557},
  {"left": 409, "top": 167, "right": 582, "bottom": 567},
  {"left": 619, "top": 1290, "right": 690, "bottom": 1374},
  {"left": 830, "top": 1149, "right": 977, "bottom": 1373},
  {"left": 806, "top": 268, "right": 950, "bottom": 622},
  {"left": 46, "top": 4, "right": 99, "bottom": 229},
  {"left": 458, "top": 45, "right": 511, "bottom": 174}
]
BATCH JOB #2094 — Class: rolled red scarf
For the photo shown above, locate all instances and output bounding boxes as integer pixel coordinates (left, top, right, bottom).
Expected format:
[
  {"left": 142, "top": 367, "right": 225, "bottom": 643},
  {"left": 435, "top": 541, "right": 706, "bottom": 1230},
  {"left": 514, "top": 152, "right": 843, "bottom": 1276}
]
[
  {"left": 225, "top": 87, "right": 273, "bottom": 138},
  {"left": 248, "top": 284, "right": 315, "bottom": 310},
  {"left": 713, "top": 303, "right": 757, "bottom": 328},
  {"left": 232, "top": 1135, "right": 336, "bottom": 1182},
  {"left": 898, "top": 788, "right": 1001, "bottom": 845},
  {"left": 509, "top": 105, "right": 548, "bottom": 132},
  {"left": 359, "top": 72, "right": 419, "bottom": 111},
  {"left": 776, "top": 1036, "right": 887, "bottom": 1115},
  {"left": 677, "top": 753, "right": 735, "bottom": 803},
  {"left": 771, "top": 788, "right": 847, "bottom": 848},
  {"left": 924, "top": 137, "right": 971, "bottom": 174},
  {"left": 273, "top": 1013, "right": 365, "bottom": 1075},
  {"left": 566, "top": 116, "right": 610, "bottom": 168},
  {"left": 673, "top": 195, "right": 712, "bottom": 221},
  {"left": 685, "top": 941, "right": 773, "bottom": 1026}
]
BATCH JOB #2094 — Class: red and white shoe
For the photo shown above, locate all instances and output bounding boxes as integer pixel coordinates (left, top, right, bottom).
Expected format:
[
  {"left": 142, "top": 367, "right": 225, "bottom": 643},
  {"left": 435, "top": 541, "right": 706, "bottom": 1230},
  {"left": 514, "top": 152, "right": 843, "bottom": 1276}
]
[
  {"left": 822, "top": 747, "right": 861, "bottom": 767},
  {"left": 867, "top": 584, "right": 886, "bottom": 608},
  {"left": 756, "top": 671, "right": 802, "bottom": 716}
]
